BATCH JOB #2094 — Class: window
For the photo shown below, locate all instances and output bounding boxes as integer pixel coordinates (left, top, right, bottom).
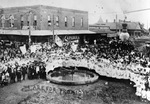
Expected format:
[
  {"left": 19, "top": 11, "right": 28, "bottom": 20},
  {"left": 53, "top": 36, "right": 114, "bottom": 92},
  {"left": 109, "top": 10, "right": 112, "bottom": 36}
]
[
  {"left": 81, "top": 18, "right": 83, "bottom": 27},
  {"left": 9, "top": 15, "right": 14, "bottom": 27},
  {"left": 20, "top": 15, "right": 24, "bottom": 29},
  {"left": 56, "top": 16, "right": 59, "bottom": 27},
  {"left": 27, "top": 15, "right": 30, "bottom": 26},
  {"left": 33, "top": 15, "right": 37, "bottom": 29},
  {"left": 65, "top": 16, "right": 67, "bottom": 27},
  {"left": 72, "top": 17, "right": 75, "bottom": 27},
  {"left": 48, "top": 15, "right": 51, "bottom": 26},
  {"left": 1, "top": 15, "right": 5, "bottom": 28}
]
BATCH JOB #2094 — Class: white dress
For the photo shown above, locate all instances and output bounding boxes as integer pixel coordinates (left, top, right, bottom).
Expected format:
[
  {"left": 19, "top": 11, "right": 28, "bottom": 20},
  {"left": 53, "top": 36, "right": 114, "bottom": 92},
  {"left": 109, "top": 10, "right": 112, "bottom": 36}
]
[
  {"left": 146, "top": 90, "right": 150, "bottom": 101},
  {"left": 135, "top": 86, "right": 142, "bottom": 96},
  {"left": 141, "top": 89, "right": 147, "bottom": 99}
]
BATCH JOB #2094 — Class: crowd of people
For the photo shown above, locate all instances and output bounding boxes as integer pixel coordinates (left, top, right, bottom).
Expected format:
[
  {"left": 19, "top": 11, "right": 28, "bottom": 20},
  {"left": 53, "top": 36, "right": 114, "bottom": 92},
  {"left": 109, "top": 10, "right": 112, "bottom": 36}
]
[
  {"left": 0, "top": 62, "right": 47, "bottom": 86},
  {"left": 0, "top": 40, "right": 47, "bottom": 86},
  {"left": 0, "top": 35, "right": 150, "bottom": 101}
]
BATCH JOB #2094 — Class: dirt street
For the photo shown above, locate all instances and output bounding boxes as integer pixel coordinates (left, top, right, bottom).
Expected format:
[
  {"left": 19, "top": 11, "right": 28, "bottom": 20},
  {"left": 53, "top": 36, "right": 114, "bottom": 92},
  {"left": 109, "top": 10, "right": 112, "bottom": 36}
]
[{"left": 0, "top": 76, "right": 149, "bottom": 104}]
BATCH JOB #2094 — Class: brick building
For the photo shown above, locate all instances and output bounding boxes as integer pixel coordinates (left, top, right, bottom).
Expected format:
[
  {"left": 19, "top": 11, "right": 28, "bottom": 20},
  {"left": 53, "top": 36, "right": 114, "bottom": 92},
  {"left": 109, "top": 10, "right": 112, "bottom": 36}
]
[{"left": 0, "top": 5, "right": 94, "bottom": 43}]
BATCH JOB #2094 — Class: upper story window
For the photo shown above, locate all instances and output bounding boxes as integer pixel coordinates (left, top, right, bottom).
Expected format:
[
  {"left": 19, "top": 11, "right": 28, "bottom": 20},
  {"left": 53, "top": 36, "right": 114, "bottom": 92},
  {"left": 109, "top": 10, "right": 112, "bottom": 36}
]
[
  {"left": 65, "top": 16, "right": 67, "bottom": 27},
  {"left": 9, "top": 15, "right": 15, "bottom": 27},
  {"left": 1, "top": 15, "right": 5, "bottom": 28},
  {"left": 33, "top": 15, "right": 37, "bottom": 29},
  {"left": 48, "top": 15, "right": 51, "bottom": 26},
  {"left": 21, "top": 15, "right": 24, "bottom": 21},
  {"left": 20, "top": 15, "right": 24, "bottom": 29},
  {"left": 1, "top": 15, "right": 5, "bottom": 21},
  {"left": 27, "top": 15, "right": 30, "bottom": 26},
  {"left": 56, "top": 16, "right": 59, "bottom": 27},
  {"left": 34, "top": 15, "right": 37, "bottom": 21},
  {"left": 72, "top": 17, "right": 75, "bottom": 27},
  {"left": 81, "top": 18, "right": 83, "bottom": 27}
]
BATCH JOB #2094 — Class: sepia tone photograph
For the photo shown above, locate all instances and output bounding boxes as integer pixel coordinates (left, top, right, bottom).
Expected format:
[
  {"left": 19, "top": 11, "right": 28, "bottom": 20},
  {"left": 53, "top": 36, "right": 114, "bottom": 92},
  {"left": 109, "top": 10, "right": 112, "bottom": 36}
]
[{"left": 0, "top": 0, "right": 150, "bottom": 104}]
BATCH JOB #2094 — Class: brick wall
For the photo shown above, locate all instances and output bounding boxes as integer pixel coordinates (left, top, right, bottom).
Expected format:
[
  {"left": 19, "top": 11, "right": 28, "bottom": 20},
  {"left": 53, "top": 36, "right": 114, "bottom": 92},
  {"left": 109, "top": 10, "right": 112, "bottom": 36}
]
[{"left": 0, "top": 5, "right": 88, "bottom": 30}]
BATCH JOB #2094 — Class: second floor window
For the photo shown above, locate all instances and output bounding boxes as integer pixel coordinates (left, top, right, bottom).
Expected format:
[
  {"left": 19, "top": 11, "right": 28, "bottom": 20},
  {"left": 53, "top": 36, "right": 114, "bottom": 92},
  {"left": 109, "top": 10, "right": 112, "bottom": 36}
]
[
  {"left": 65, "top": 16, "right": 67, "bottom": 27},
  {"left": 81, "top": 18, "right": 83, "bottom": 27},
  {"left": 27, "top": 15, "right": 30, "bottom": 26},
  {"left": 1, "top": 15, "right": 5, "bottom": 28},
  {"left": 33, "top": 15, "right": 37, "bottom": 29},
  {"left": 9, "top": 15, "right": 14, "bottom": 27},
  {"left": 56, "top": 16, "right": 59, "bottom": 27},
  {"left": 20, "top": 15, "right": 24, "bottom": 29},
  {"left": 72, "top": 17, "right": 75, "bottom": 27},
  {"left": 48, "top": 15, "right": 51, "bottom": 26}
]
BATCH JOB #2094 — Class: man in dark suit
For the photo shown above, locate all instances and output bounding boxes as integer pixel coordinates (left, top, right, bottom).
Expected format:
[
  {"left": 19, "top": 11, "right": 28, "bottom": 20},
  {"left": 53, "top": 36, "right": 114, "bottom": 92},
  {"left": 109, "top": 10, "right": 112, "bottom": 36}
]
[
  {"left": 21, "top": 64, "right": 27, "bottom": 80},
  {"left": 16, "top": 66, "right": 22, "bottom": 82},
  {"left": 39, "top": 64, "right": 46, "bottom": 80}
]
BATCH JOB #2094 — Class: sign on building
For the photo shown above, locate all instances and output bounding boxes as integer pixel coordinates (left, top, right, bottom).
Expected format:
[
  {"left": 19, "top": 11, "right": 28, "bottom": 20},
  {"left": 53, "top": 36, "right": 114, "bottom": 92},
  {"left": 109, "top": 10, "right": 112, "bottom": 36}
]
[{"left": 66, "top": 36, "right": 79, "bottom": 40}]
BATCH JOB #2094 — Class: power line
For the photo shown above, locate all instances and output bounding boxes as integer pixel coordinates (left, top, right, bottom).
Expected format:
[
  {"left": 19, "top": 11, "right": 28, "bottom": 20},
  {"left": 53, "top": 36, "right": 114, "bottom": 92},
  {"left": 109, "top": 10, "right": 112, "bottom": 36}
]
[
  {"left": 124, "top": 8, "right": 150, "bottom": 14},
  {"left": 89, "top": 8, "right": 150, "bottom": 15}
]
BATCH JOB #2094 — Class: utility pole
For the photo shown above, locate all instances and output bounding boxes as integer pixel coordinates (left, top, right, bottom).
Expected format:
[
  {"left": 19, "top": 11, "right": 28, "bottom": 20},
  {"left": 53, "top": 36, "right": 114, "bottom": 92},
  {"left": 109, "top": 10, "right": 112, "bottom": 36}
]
[
  {"left": 28, "top": 11, "right": 32, "bottom": 48},
  {"left": 52, "top": 14, "right": 55, "bottom": 44},
  {"left": 116, "top": 14, "right": 117, "bottom": 33}
]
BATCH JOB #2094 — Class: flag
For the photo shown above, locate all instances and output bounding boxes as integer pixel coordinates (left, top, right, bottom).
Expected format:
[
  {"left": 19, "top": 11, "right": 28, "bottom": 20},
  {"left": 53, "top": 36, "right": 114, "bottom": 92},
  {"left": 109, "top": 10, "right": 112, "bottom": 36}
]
[
  {"left": 20, "top": 45, "right": 26, "bottom": 54},
  {"left": 55, "top": 35, "right": 63, "bottom": 47}
]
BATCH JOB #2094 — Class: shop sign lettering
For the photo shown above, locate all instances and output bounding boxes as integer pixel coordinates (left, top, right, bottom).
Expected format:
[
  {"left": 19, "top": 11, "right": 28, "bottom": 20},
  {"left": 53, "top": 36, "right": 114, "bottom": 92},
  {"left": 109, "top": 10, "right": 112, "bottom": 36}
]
[{"left": 66, "top": 36, "right": 79, "bottom": 40}]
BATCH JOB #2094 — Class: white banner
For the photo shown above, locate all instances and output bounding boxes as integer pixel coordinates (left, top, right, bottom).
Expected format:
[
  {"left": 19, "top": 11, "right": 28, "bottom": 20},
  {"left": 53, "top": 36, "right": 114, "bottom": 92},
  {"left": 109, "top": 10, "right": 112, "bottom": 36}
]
[
  {"left": 30, "top": 45, "right": 36, "bottom": 53},
  {"left": 55, "top": 35, "right": 63, "bottom": 47},
  {"left": 20, "top": 45, "right": 27, "bottom": 54},
  {"left": 71, "top": 43, "right": 78, "bottom": 52}
]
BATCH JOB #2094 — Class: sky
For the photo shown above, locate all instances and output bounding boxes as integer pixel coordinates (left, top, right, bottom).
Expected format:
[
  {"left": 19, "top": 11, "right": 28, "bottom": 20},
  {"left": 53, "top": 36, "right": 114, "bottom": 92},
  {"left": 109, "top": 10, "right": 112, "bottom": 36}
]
[{"left": 0, "top": 0, "right": 150, "bottom": 29}]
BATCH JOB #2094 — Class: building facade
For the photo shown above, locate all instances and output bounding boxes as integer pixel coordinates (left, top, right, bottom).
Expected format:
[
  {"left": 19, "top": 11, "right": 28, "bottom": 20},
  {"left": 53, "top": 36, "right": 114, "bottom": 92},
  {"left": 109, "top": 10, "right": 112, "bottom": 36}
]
[
  {"left": 89, "top": 21, "right": 142, "bottom": 37},
  {"left": 0, "top": 5, "right": 95, "bottom": 44},
  {"left": 0, "top": 5, "right": 88, "bottom": 30}
]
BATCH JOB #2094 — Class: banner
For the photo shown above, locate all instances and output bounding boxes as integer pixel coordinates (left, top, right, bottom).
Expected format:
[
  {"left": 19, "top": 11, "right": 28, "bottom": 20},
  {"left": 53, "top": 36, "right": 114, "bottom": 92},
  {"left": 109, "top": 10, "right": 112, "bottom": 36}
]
[
  {"left": 55, "top": 35, "right": 63, "bottom": 47},
  {"left": 30, "top": 45, "right": 36, "bottom": 53},
  {"left": 20, "top": 45, "right": 27, "bottom": 54},
  {"left": 71, "top": 43, "right": 78, "bottom": 52}
]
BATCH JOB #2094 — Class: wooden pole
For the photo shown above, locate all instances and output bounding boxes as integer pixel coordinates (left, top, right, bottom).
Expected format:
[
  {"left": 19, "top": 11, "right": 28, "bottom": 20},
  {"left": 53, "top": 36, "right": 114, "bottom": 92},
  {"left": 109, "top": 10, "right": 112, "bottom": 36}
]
[
  {"left": 52, "top": 15, "right": 55, "bottom": 44},
  {"left": 116, "top": 14, "right": 117, "bottom": 33},
  {"left": 28, "top": 11, "right": 32, "bottom": 48}
]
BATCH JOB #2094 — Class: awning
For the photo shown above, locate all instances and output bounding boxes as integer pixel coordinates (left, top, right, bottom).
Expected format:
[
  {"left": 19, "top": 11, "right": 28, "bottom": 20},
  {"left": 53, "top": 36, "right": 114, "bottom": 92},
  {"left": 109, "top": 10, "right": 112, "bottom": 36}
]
[
  {"left": 107, "top": 33, "right": 118, "bottom": 37},
  {"left": 89, "top": 29, "right": 115, "bottom": 34},
  {"left": 5, "top": 30, "right": 53, "bottom": 36},
  {"left": 55, "top": 30, "right": 95, "bottom": 35},
  {"left": 1, "top": 30, "right": 95, "bottom": 36}
]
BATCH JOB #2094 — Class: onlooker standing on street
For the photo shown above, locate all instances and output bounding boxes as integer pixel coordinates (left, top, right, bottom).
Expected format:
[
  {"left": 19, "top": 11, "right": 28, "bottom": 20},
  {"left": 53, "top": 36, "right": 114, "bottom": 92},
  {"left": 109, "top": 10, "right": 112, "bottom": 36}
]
[
  {"left": 21, "top": 64, "right": 27, "bottom": 80},
  {"left": 16, "top": 66, "right": 22, "bottom": 82}
]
